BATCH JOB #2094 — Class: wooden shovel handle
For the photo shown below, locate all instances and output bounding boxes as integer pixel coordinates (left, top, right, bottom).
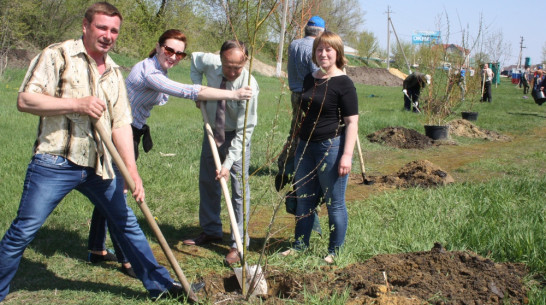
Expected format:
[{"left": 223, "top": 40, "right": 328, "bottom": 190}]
[
  {"left": 355, "top": 135, "right": 366, "bottom": 180},
  {"left": 93, "top": 120, "right": 197, "bottom": 303}
]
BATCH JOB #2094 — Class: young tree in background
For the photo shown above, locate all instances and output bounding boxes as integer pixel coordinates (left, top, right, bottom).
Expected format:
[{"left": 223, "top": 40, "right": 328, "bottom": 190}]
[
  {"left": 392, "top": 41, "right": 415, "bottom": 72},
  {"left": 318, "top": 0, "right": 364, "bottom": 40},
  {"left": 353, "top": 31, "right": 379, "bottom": 65},
  {"left": 472, "top": 52, "right": 490, "bottom": 67},
  {"left": 0, "top": 0, "right": 28, "bottom": 77},
  {"left": 484, "top": 29, "right": 511, "bottom": 67}
]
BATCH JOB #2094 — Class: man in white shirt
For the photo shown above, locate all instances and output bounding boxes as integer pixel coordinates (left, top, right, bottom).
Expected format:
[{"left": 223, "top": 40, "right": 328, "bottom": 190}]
[{"left": 183, "top": 41, "right": 259, "bottom": 265}]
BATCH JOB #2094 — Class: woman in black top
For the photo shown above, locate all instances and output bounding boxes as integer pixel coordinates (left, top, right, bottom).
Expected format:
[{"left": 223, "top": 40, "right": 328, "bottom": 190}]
[{"left": 282, "top": 31, "right": 359, "bottom": 264}]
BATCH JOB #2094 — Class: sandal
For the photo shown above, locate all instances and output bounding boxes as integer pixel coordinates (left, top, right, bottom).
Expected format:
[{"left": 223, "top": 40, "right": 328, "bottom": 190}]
[{"left": 88, "top": 249, "right": 117, "bottom": 263}]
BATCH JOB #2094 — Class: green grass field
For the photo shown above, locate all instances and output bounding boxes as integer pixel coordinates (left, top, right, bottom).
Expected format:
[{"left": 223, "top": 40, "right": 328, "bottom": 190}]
[{"left": 0, "top": 57, "right": 545, "bottom": 304}]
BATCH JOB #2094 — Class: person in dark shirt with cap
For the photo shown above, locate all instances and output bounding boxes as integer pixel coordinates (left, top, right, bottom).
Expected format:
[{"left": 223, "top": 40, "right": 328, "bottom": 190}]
[{"left": 402, "top": 72, "right": 430, "bottom": 112}]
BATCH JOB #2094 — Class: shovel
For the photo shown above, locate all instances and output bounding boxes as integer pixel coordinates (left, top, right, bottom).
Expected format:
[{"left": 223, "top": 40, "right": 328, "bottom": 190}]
[
  {"left": 93, "top": 120, "right": 199, "bottom": 303},
  {"left": 403, "top": 89, "right": 421, "bottom": 113},
  {"left": 199, "top": 103, "right": 268, "bottom": 297},
  {"left": 355, "top": 135, "right": 374, "bottom": 185},
  {"left": 481, "top": 71, "right": 486, "bottom": 100}
]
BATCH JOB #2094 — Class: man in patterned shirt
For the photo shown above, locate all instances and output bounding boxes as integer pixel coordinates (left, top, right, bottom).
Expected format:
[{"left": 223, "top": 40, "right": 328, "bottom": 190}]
[{"left": 0, "top": 2, "right": 190, "bottom": 301}]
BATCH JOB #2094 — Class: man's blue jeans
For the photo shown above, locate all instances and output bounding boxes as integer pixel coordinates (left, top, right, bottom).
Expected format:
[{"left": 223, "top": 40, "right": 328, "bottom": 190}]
[
  {"left": 0, "top": 154, "right": 173, "bottom": 300},
  {"left": 199, "top": 130, "right": 250, "bottom": 249},
  {"left": 293, "top": 136, "right": 349, "bottom": 255}
]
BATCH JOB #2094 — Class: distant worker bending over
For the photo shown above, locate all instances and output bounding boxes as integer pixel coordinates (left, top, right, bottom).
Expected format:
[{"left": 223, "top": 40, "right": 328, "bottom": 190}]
[{"left": 402, "top": 72, "right": 431, "bottom": 113}]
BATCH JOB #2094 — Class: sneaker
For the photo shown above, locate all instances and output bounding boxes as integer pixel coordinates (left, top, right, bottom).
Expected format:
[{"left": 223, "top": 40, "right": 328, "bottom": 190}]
[
  {"left": 88, "top": 249, "right": 117, "bottom": 263},
  {"left": 280, "top": 249, "right": 297, "bottom": 257},
  {"left": 182, "top": 232, "right": 222, "bottom": 246},
  {"left": 324, "top": 254, "right": 335, "bottom": 264}
]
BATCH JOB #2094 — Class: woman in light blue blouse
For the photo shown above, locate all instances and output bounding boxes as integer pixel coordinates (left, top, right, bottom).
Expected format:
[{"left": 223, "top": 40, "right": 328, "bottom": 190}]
[
  {"left": 127, "top": 29, "right": 252, "bottom": 159},
  {"left": 86, "top": 29, "right": 252, "bottom": 277}
]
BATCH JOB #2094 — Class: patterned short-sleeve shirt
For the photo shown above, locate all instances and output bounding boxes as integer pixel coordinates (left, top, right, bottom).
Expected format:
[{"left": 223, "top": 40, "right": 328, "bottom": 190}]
[{"left": 19, "top": 38, "right": 132, "bottom": 179}]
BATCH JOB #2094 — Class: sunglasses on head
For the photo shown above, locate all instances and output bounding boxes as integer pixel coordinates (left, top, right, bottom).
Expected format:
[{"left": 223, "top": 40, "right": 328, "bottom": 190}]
[{"left": 161, "top": 45, "right": 187, "bottom": 60}]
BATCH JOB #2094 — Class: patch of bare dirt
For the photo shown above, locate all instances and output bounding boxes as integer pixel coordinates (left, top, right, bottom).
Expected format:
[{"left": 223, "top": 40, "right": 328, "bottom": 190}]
[
  {"left": 351, "top": 160, "right": 454, "bottom": 189},
  {"left": 346, "top": 66, "right": 404, "bottom": 87},
  {"left": 448, "top": 119, "right": 512, "bottom": 142},
  {"left": 367, "top": 127, "right": 433, "bottom": 149},
  {"left": 5, "top": 49, "right": 36, "bottom": 69},
  {"left": 246, "top": 57, "right": 286, "bottom": 77},
  {"left": 196, "top": 243, "right": 528, "bottom": 304}
]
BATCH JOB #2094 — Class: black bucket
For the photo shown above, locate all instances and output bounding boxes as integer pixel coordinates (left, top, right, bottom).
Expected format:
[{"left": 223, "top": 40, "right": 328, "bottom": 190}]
[
  {"left": 461, "top": 111, "right": 478, "bottom": 121},
  {"left": 424, "top": 125, "right": 449, "bottom": 140}
]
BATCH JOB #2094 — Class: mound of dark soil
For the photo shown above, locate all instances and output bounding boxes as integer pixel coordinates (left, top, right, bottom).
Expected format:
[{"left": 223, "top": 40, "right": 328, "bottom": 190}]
[
  {"left": 366, "top": 160, "right": 454, "bottom": 188},
  {"left": 367, "top": 127, "right": 433, "bottom": 149},
  {"left": 197, "top": 243, "right": 528, "bottom": 304},
  {"left": 366, "top": 121, "right": 511, "bottom": 151},
  {"left": 346, "top": 66, "right": 403, "bottom": 87}
]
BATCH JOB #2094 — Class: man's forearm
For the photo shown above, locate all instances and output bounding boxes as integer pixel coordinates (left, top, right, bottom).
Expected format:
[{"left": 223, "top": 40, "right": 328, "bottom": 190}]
[
  {"left": 18, "top": 92, "right": 78, "bottom": 116},
  {"left": 18, "top": 92, "right": 107, "bottom": 119}
]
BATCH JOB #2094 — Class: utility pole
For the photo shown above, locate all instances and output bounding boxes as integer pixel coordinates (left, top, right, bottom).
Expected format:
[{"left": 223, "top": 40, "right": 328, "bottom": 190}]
[
  {"left": 386, "top": 6, "right": 391, "bottom": 70},
  {"left": 385, "top": 6, "right": 410, "bottom": 73},
  {"left": 517, "top": 36, "right": 525, "bottom": 70},
  {"left": 388, "top": 12, "right": 412, "bottom": 74}
]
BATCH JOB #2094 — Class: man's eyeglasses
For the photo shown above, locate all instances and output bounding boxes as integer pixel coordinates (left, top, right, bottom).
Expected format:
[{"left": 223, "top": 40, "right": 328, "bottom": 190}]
[{"left": 161, "top": 45, "right": 187, "bottom": 60}]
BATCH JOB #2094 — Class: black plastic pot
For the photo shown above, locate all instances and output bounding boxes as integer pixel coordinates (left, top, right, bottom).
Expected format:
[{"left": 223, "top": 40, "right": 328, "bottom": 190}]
[
  {"left": 424, "top": 125, "right": 449, "bottom": 140},
  {"left": 461, "top": 111, "right": 479, "bottom": 121}
]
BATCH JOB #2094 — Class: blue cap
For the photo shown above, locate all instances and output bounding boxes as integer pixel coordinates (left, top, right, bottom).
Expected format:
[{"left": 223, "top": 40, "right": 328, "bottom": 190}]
[{"left": 307, "top": 16, "right": 325, "bottom": 29}]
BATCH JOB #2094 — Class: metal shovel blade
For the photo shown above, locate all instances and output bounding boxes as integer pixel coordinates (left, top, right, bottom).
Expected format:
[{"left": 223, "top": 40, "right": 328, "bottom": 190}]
[{"left": 233, "top": 265, "right": 268, "bottom": 297}]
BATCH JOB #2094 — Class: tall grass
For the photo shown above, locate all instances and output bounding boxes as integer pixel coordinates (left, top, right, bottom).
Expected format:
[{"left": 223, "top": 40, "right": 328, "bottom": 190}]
[{"left": 0, "top": 57, "right": 544, "bottom": 304}]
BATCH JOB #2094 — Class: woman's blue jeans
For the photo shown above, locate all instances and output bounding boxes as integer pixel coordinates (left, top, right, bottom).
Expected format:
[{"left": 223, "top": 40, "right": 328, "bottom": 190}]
[
  {"left": 0, "top": 154, "right": 173, "bottom": 300},
  {"left": 293, "top": 136, "right": 349, "bottom": 255},
  {"left": 88, "top": 206, "right": 128, "bottom": 263}
]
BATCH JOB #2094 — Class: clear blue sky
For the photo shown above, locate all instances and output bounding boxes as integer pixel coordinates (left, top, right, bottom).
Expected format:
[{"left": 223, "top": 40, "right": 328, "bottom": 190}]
[{"left": 358, "top": 0, "right": 544, "bottom": 68}]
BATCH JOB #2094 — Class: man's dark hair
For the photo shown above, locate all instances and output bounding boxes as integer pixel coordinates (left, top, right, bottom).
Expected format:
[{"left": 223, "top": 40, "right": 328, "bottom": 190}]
[
  {"left": 220, "top": 40, "right": 248, "bottom": 59},
  {"left": 84, "top": 2, "right": 123, "bottom": 23}
]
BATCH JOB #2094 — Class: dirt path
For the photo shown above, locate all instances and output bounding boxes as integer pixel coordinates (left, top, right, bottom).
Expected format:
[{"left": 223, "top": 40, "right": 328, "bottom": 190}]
[{"left": 347, "top": 124, "right": 545, "bottom": 202}]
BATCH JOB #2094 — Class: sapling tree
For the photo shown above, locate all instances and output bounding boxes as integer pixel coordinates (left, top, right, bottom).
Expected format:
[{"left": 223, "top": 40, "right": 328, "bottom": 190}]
[
  {"left": 352, "top": 31, "right": 380, "bottom": 65},
  {"left": 414, "top": 12, "right": 484, "bottom": 126},
  {"left": 222, "top": 0, "right": 279, "bottom": 298}
]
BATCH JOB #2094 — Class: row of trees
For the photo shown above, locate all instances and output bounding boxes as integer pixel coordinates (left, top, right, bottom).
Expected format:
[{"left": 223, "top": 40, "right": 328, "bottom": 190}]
[
  {"left": 1, "top": 0, "right": 537, "bottom": 76},
  {"left": 387, "top": 12, "right": 515, "bottom": 74},
  {"left": 0, "top": 0, "right": 365, "bottom": 69}
]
